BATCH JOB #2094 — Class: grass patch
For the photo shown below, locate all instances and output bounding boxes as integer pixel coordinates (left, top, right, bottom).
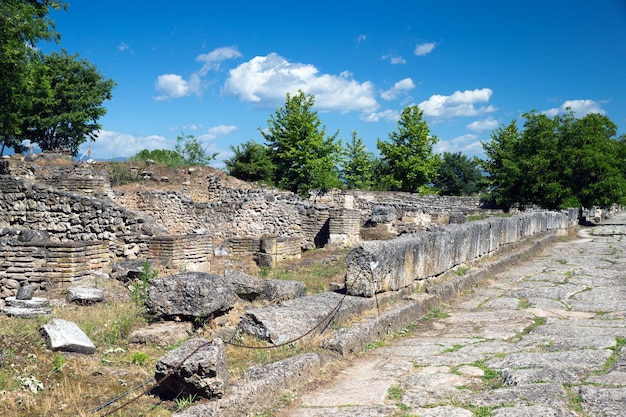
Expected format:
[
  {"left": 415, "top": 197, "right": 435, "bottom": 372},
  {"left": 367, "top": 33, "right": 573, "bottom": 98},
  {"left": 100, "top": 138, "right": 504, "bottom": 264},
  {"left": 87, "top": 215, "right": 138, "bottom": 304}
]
[
  {"left": 387, "top": 385, "right": 404, "bottom": 400},
  {"left": 420, "top": 308, "right": 450, "bottom": 321},
  {"left": 259, "top": 249, "right": 347, "bottom": 295},
  {"left": 518, "top": 298, "right": 532, "bottom": 309},
  {"left": 520, "top": 316, "right": 546, "bottom": 335},
  {"left": 454, "top": 265, "right": 470, "bottom": 276},
  {"left": 441, "top": 344, "right": 465, "bottom": 353},
  {"left": 599, "top": 337, "right": 626, "bottom": 373},
  {"left": 468, "top": 359, "right": 505, "bottom": 390},
  {"left": 564, "top": 384, "right": 584, "bottom": 414}
]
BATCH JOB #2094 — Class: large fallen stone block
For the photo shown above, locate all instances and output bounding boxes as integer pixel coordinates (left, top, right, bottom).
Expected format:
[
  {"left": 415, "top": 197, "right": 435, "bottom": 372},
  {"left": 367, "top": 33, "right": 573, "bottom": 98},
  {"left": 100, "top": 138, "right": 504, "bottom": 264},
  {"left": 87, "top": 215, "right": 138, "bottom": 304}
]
[
  {"left": 40, "top": 319, "right": 96, "bottom": 354},
  {"left": 146, "top": 272, "right": 240, "bottom": 321},
  {"left": 173, "top": 353, "right": 322, "bottom": 417},
  {"left": 238, "top": 292, "right": 381, "bottom": 344},
  {"left": 223, "top": 270, "right": 306, "bottom": 303},
  {"left": 155, "top": 338, "right": 228, "bottom": 400}
]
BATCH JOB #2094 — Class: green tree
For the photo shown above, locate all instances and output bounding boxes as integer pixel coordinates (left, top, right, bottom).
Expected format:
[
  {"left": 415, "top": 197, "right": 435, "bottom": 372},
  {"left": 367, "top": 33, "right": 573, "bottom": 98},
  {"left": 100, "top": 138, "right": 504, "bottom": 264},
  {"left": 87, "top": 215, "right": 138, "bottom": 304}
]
[
  {"left": 377, "top": 105, "right": 440, "bottom": 193},
  {"left": 341, "top": 130, "right": 375, "bottom": 190},
  {"left": 20, "top": 50, "right": 116, "bottom": 155},
  {"left": 224, "top": 140, "right": 275, "bottom": 183},
  {"left": 0, "top": 0, "right": 67, "bottom": 155},
  {"left": 482, "top": 110, "right": 626, "bottom": 209},
  {"left": 174, "top": 132, "right": 218, "bottom": 165},
  {"left": 433, "top": 152, "right": 483, "bottom": 196},
  {"left": 260, "top": 90, "right": 342, "bottom": 196}
]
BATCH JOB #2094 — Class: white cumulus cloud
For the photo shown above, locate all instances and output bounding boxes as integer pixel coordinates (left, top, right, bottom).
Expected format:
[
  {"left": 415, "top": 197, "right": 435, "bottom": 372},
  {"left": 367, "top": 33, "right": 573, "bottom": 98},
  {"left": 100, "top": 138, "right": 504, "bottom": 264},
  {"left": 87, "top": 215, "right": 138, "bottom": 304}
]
[
  {"left": 154, "top": 73, "right": 202, "bottom": 101},
  {"left": 381, "top": 78, "right": 415, "bottom": 101},
  {"left": 467, "top": 117, "right": 499, "bottom": 132},
  {"left": 543, "top": 99, "right": 606, "bottom": 117},
  {"left": 223, "top": 53, "right": 379, "bottom": 114},
  {"left": 80, "top": 130, "right": 170, "bottom": 160},
  {"left": 203, "top": 124, "right": 238, "bottom": 140},
  {"left": 154, "top": 46, "right": 242, "bottom": 101},
  {"left": 419, "top": 88, "right": 496, "bottom": 118},
  {"left": 361, "top": 109, "right": 401, "bottom": 123},
  {"left": 414, "top": 42, "right": 436, "bottom": 56}
]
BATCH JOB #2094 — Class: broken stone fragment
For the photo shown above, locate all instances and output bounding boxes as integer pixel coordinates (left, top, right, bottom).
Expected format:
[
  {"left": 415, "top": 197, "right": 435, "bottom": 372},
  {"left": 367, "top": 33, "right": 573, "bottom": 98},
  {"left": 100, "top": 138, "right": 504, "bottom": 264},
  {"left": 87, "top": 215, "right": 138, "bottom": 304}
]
[
  {"left": 154, "top": 338, "right": 228, "bottom": 400},
  {"left": 16, "top": 285, "right": 35, "bottom": 300},
  {"left": 40, "top": 319, "right": 96, "bottom": 354},
  {"left": 66, "top": 287, "right": 105, "bottom": 304}
]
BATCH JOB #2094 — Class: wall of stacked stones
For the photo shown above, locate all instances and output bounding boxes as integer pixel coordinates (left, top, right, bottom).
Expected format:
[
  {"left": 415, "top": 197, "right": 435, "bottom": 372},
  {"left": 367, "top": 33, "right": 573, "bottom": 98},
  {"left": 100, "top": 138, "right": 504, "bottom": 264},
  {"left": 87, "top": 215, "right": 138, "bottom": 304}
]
[
  {"left": 0, "top": 176, "right": 166, "bottom": 257},
  {"left": 0, "top": 229, "right": 110, "bottom": 297},
  {"left": 345, "top": 211, "right": 576, "bottom": 297},
  {"left": 112, "top": 187, "right": 331, "bottom": 250}
]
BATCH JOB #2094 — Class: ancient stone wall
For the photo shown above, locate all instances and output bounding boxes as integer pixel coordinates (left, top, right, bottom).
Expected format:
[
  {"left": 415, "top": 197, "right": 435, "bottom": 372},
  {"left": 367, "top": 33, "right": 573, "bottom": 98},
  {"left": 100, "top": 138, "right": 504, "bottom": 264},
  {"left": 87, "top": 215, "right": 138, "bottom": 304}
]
[
  {"left": 345, "top": 211, "right": 577, "bottom": 297},
  {"left": 0, "top": 228, "right": 109, "bottom": 297},
  {"left": 0, "top": 175, "right": 166, "bottom": 257},
  {"left": 146, "top": 235, "right": 213, "bottom": 272},
  {"left": 112, "top": 186, "right": 331, "bottom": 250}
]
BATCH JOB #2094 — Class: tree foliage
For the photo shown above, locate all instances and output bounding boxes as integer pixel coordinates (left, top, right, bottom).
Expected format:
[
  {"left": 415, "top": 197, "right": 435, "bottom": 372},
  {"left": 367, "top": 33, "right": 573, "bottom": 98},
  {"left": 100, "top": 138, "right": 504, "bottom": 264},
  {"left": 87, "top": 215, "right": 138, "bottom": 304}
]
[
  {"left": 174, "top": 133, "right": 217, "bottom": 166},
  {"left": 0, "top": 0, "right": 67, "bottom": 155},
  {"left": 131, "top": 133, "right": 216, "bottom": 168},
  {"left": 20, "top": 50, "right": 116, "bottom": 155},
  {"left": 260, "top": 90, "right": 342, "bottom": 196},
  {"left": 377, "top": 106, "right": 440, "bottom": 193},
  {"left": 433, "top": 152, "right": 483, "bottom": 196},
  {"left": 341, "top": 130, "right": 375, "bottom": 190},
  {"left": 482, "top": 110, "right": 626, "bottom": 209},
  {"left": 224, "top": 140, "right": 275, "bottom": 184}
]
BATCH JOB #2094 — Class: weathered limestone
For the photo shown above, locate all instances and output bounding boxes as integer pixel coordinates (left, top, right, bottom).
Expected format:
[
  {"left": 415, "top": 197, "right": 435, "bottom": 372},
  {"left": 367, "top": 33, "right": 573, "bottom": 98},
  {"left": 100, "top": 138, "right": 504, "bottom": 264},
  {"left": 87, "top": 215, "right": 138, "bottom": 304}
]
[
  {"left": 345, "top": 211, "right": 574, "bottom": 297},
  {"left": 238, "top": 291, "right": 399, "bottom": 345},
  {"left": 174, "top": 353, "right": 323, "bottom": 417},
  {"left": 145, "top": 272, "right": 240, "bottom": 321},
  {"left": 40, "top": 319, "right": 96, "bottom": 354},
  {"left": 129, "top": 322, "right": 192, "bottom": 347},
  {"left": 67, "top": 287, "right": 105, "bottom": 304},
  {"left": 1, "top": 296, "right": 51, "bottom": 318},
  {"left": 154, "top": 338, "right": 228, "bottom": 400},
  {"left": 223, "top": 270, "right": 306, "bottom": 303}
]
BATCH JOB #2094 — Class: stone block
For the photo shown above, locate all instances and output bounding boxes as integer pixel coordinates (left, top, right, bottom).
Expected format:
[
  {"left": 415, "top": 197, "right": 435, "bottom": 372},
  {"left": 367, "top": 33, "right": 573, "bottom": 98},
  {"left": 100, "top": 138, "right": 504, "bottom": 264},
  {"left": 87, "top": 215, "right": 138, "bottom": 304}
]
[
  {"left": 154, "top": 338, "right": 228, "bottom": 400},
  {"left": 67, "top": 287, "right": 105, "bottom": 304},
  {"left": 129, "top": 322, "right": 192, "bottom": 347},
  {"left": 145, "top": 272, "right": 239, "bottom": 322},
  {"left": 40, "top": 319, "right": 96, "bottom": 354}
]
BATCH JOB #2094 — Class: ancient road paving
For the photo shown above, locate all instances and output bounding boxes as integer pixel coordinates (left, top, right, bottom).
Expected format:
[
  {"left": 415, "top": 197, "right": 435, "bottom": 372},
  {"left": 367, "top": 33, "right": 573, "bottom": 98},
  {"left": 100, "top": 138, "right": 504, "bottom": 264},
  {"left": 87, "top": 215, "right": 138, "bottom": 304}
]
[{"left": 281, "top": 214, "right": 626, "bottom": 417}]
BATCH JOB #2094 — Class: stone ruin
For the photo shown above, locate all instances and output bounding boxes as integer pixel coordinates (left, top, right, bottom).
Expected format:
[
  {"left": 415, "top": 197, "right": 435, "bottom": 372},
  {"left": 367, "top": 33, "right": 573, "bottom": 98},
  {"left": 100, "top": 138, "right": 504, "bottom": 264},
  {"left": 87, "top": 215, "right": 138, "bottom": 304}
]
[
  {"left": 0, "top": 152, "right": 490, "bottom": 297},
  {"left": 0, "top": 152, "right": 593, "bottom": 415}
]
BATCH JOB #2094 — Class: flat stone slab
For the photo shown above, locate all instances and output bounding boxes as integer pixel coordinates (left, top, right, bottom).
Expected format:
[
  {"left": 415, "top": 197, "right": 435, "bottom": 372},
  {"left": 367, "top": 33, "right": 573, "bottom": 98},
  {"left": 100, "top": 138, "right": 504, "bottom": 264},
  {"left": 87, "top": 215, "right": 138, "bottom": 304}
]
[
  {"left": 129, "top": 321, "right": 192, "bottom": 347},
  {"left": 238, "top": 292, "right": 379, "bottom": 344},
  {"left": 4, "top": 296, "right": 49, "bottom": 308},
  {"left": 40, "top": 318, "right": 96, "bottom": 354},
  {"left": 67, "top": 287, "right": 105, "bottom": 304},
  {"left": 1, "top": 305, "right": 51, "bottom": 318}
]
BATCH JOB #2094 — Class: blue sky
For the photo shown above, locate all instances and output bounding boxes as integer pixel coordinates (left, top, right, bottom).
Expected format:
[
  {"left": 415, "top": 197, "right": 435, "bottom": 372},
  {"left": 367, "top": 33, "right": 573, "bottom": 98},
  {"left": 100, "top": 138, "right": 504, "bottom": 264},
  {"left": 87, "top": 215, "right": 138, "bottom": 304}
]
[{"left": 40, "top": 0, "right": 626, "bottom": 166}]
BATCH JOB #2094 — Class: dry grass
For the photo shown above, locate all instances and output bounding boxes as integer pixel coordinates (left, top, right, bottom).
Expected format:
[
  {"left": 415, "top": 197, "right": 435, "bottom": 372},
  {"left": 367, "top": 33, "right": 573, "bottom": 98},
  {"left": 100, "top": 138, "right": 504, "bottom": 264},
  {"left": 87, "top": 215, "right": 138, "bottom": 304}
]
[{"left": 0, "top": 249, "right": 350, "bottom": 417}]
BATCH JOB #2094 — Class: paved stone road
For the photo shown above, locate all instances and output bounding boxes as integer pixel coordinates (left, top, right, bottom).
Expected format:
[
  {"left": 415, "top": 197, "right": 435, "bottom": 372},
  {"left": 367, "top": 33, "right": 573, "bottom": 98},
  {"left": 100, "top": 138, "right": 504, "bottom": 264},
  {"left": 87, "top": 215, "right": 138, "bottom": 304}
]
[{"left": 281, "top": 214, "right": 626, "bottom": 417}]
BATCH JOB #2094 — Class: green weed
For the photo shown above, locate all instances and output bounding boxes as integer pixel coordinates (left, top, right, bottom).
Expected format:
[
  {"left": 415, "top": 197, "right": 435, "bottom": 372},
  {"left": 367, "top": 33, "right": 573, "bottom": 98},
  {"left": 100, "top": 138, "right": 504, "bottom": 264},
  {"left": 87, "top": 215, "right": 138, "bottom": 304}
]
[{"left": 388, "top": 385, "right": 404, "bottom": 400}]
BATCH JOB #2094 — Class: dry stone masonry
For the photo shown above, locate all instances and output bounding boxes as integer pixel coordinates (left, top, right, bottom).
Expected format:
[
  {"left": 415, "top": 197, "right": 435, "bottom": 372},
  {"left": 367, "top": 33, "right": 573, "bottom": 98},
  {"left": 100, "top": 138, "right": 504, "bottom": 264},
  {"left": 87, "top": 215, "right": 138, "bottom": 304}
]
[{"left": 345, "top": 211, "right": 576, "bottom": 296}]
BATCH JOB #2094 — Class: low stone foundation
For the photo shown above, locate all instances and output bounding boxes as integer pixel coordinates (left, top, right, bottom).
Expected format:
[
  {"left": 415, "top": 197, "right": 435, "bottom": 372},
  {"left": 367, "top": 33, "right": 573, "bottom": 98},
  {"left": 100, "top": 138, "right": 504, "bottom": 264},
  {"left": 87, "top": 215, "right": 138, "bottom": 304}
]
[{"left": 0, "top": 232, "right": 109, "bottom": 297}]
